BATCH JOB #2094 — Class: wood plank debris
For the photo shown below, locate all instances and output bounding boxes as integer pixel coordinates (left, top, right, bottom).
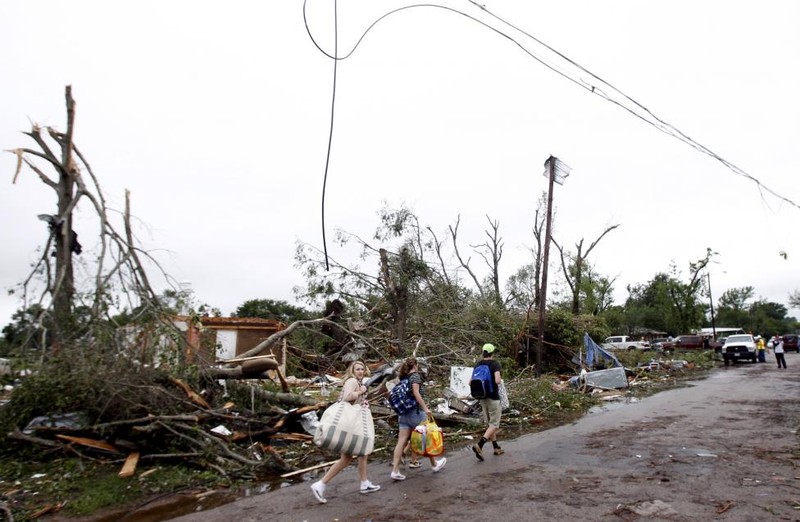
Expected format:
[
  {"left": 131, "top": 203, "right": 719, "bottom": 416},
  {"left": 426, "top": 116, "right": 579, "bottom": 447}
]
[
  {"left": 119, "top": 452, "right": 140, "bottom": 478},
  {"left": 55, "top": 435, "right": 121, "bottom": 454}
]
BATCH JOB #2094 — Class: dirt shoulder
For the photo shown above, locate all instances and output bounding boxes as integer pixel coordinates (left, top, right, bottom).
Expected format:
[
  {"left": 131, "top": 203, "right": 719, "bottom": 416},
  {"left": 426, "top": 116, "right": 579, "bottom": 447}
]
[{"left": 167, "top": 359, "right": 800, "bottom": 521}]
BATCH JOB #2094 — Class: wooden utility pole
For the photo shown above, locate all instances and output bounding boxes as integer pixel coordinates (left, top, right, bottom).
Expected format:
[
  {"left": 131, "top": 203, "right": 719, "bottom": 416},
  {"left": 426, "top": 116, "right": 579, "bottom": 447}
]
[
  {"left": 537, "top": 156, "right": 570, "bottom": 377},
  {"left": 707, "top": 272, "right": 717, "bottom": 340},
  {"left": 536, "top": 156, "right": 556, "bottom": 377}
]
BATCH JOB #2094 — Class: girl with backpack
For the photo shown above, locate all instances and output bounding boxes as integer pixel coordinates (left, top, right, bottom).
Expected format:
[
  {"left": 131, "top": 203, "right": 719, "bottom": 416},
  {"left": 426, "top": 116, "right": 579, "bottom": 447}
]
[{"left": 389, "top": 357, "right": 446, "bottom": 480}]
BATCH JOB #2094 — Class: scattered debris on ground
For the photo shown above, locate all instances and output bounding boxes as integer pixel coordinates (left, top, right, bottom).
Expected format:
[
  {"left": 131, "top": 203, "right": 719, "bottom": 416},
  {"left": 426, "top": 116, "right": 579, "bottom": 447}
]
[{"left": 0, "top": 344, "right": 715, "bottom": 520}]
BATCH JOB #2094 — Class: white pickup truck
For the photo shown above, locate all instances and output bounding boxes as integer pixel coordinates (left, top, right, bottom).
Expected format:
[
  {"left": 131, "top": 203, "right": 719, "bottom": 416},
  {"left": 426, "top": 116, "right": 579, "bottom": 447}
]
[{"left": 602, "top": 335, "right": 650, "bottom": 351}]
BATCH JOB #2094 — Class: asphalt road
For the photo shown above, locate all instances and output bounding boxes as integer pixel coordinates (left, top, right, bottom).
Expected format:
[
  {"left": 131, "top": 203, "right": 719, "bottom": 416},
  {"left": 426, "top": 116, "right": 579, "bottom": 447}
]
[{"left": 170, "top": 357, "right": 800, "bottom": 522}]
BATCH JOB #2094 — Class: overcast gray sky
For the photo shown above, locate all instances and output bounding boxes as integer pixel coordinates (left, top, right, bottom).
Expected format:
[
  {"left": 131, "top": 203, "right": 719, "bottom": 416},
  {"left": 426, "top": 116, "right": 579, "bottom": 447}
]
[{"left": 1, "top": 0, "right": 798, "bottom": 327}]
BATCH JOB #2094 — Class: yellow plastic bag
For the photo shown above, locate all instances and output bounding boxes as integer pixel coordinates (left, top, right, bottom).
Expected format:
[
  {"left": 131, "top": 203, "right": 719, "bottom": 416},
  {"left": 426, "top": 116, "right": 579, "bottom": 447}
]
[
  {"left": 410, "top": 416, "right": 444, "bottom": 457},
  {"left": 410, "top": 422, "right": 426, "bottom": 455}
]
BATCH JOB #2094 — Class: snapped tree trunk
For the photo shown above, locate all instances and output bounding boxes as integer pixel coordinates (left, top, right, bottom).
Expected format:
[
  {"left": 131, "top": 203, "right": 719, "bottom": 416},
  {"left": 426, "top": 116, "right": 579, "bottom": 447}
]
[{"left": 49, "top": 87, "right": 79, "bottom": 351}]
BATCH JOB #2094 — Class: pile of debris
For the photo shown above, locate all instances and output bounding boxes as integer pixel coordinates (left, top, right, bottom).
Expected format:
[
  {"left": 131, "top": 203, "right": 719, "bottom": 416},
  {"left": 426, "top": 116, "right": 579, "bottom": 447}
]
[
  {"left": 2, "top": 338, "right": 700, "bottom": 489},
  {"left": 2, "top": 355, "right": 491, "bottom": 484}
]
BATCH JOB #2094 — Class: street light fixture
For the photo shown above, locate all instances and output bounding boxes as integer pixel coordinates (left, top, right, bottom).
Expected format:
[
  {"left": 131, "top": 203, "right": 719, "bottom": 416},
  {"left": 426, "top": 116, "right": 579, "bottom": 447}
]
[{"left": 536, "top": 155, "right": 571, "bottom": 377}]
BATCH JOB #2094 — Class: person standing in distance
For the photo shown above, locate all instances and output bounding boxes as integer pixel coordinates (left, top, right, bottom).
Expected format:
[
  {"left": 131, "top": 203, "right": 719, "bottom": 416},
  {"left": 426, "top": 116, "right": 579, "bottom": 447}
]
[
  {"left": 472, "top": 343, "right": 504, "bottom": 460},
  {"left": 756, "top": 336, "right": 766, "bottom": 363},
  {"left": 773, "top": 335, "right": 787, "bottom": 369}
]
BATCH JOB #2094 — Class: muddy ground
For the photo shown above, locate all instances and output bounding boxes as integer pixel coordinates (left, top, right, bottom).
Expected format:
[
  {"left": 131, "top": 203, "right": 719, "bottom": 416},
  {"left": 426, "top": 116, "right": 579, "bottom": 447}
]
[
  {"left": 50, "top": 358, "right": 800, "bottom": 522},
  {"left": 152, "top": 357, "right": 800, "bottom": 522}
]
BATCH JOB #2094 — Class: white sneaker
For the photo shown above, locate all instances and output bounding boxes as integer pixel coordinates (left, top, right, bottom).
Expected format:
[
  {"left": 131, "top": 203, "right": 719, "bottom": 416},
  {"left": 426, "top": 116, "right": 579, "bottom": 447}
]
[
  {"left": 310, "top": 481, "right": 327, "bottom": 504},
  {"left": 390, "top": 471, "right": 406, "bottom": 481},
  {"left": 432, "top": 457, "right": 447, "bottom": 473},
  {"left": 360, "top": 481, "right": 381, "bottom": 494}
]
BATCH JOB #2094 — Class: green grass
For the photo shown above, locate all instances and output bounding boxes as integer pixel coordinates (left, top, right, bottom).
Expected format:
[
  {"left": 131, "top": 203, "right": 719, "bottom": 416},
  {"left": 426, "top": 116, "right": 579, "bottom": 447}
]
[{"left": 0, "top": 456, "right": 222, "bottom": 520}]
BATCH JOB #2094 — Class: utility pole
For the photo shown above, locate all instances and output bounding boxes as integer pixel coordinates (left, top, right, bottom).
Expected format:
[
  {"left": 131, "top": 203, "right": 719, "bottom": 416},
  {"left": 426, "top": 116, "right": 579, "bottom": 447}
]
[
  {"left": 707, "top": 272, "right": 717, "bottom": 340},
  {"left": 537, "top": 155, "right": 570, "bottom": 377}
]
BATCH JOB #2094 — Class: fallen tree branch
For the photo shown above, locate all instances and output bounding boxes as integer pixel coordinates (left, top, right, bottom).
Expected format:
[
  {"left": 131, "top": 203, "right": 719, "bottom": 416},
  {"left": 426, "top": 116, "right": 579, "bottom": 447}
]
[
  {"left": 159, "top": 421, "right": 266, "bottom": 468},
  {"left": 7, "top": 429, "right": 62, "bottom": 448},
  {"left": 279, "top": 458, "right": 338, "bottom": 478},
  {"left": 131, "top": 452, "right": 202, "bottom": 461},
  {"left": 237, "top": 318, "right": 330, "bottom": 359},
  {"left": 91, "top": 414, "right": 201, "bottom": 431},
  {"left": 251, "top": 387, "right": 319, "bottom": 408}
]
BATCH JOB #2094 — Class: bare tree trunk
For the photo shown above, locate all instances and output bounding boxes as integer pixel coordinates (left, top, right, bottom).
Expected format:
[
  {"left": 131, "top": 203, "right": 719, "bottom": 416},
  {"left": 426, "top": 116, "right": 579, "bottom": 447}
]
[
  {"left": 553, "top": 224, "right": 619, "bottom": 315},
  {"left": 449, "top": 216, "right": 484, "bottom": 298},
  {"left": 47, "top": 87, "right": 79, "bottom": 351},
  {"left": 530, "top": 192, "right": 547, "bottom": 309},
  {"left": 474, "top": 215, "right": 503, "bottom": 306},
  {"left": 379, "top": 248, "right": 407, "bottom": 349},
  {"left": 11, "top": 85, "right": 167, "bottom": 356}
]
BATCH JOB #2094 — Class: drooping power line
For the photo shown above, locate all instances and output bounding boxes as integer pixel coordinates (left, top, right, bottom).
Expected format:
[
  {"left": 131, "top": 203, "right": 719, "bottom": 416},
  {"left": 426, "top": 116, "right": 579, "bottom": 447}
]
[{"left": 304, "top": 0, "right": 799, "bottom": 267}]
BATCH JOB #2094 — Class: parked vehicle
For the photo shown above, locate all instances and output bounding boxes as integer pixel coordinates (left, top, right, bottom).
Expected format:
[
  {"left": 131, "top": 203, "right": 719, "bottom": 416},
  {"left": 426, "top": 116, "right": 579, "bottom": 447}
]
[
  {"left": 671, "top": 335, "right": 704, "bottom": 350},
  {"left": 710, "top": 336, "right": 728, "bottom": 353},
  {"left": 782, "top": 334, "right": 799, "bottom": 353},
  {"left": 602, "top": 336, "right": 650, "bottom": 351},
  {"left": 649, "top": 338, "right": 670, "bottom": 351},
  {"left": 722, "top": 334, "right": 757, "bottom": 364}
]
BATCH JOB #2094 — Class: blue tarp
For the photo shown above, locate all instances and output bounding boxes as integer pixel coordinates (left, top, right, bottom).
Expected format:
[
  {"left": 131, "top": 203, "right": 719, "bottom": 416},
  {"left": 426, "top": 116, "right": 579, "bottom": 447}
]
[{"left": 584, "top": 332, "right": 622, "bottom": 368}]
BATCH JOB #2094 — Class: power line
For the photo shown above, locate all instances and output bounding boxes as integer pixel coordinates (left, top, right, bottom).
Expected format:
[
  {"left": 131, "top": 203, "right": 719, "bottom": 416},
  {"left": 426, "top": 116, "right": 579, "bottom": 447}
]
[
  {"left": 306, "top": 0, "right": 342, "bottom": 271},
  {"left": 304, "top": 0, "right": 799, "bottom": 266}
]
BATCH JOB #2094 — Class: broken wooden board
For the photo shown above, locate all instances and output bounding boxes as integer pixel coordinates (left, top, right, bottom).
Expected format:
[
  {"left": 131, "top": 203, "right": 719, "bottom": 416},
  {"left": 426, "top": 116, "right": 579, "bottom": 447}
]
[
  {"left": 55, "top": 435, "right": 121, "bottom": 454},
  {"left": 119, "top": 452, "right": 140, "bottom": 478}
]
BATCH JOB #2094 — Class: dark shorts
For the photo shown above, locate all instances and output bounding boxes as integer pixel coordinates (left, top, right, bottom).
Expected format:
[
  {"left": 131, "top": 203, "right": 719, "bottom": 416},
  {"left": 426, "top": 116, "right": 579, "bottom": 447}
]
[{"left": 398, "top": 408, "right": 426, "bottom": 430}]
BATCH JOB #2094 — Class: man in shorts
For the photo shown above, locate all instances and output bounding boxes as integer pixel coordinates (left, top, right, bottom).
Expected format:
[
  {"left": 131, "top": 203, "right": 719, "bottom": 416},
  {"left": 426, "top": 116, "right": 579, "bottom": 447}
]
[{"left": 472, "top": 343, "right": 504, "bottom": 460}]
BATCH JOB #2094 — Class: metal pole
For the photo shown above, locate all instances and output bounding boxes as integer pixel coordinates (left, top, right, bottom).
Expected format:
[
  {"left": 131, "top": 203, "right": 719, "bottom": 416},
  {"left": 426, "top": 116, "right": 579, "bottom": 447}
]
[
  {"left": 707, "top": 273, "right": 717, "bottom": 339},
  {"left": 537, "top": 156, "right": 556, "bottom": 378}
]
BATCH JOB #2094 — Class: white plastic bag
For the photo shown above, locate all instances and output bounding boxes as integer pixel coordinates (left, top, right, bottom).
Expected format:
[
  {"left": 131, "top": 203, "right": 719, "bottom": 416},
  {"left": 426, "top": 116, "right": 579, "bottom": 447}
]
[{"left": 498, "top": 380, "right": 510, "bottom": 410}]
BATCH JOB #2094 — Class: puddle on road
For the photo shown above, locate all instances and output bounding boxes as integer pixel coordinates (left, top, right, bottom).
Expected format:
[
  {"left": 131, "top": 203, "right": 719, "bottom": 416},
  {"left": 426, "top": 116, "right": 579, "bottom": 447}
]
[
  {"left": 587, "top": 396, "right": 640, "bottom": 414},
  {"left": 118, "top": 479, "right": 291, "bottom": 521},
  {"left": 243, "top": 478, "right": 292, "bottom": 495}
]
